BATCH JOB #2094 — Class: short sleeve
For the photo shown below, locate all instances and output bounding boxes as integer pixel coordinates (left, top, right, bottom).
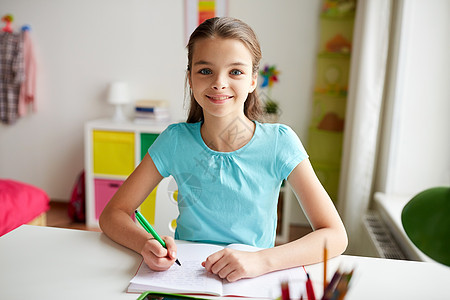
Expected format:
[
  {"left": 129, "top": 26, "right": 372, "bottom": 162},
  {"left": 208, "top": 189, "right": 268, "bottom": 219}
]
[
  {"left": 276, "top": 125, "right": 308, "bottom": 180},
  {"left": 148, "top": 124, "right": 177, "bottom": 177}
]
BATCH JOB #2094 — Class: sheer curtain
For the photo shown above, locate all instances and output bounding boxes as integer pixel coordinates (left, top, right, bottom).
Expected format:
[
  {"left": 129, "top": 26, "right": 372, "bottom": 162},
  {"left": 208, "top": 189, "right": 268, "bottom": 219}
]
[{"left": 337, "top": 0, "right": 392, "bottom": 254}]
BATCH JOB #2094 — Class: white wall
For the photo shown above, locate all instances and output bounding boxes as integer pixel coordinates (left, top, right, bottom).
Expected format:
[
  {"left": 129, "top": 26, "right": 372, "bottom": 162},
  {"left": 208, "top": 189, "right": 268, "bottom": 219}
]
[
  {"left": 0, "top": 0, "right": 321, "bottom": 214},
  {"left": 0, "top": 0, "right": 186, "bottom": 199}
]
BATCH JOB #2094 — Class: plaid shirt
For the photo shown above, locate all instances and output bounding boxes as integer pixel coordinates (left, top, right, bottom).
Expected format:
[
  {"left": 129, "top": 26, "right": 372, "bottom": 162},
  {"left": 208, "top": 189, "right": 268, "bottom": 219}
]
[{"left": 0, "top": 31, "right": 25, "bottom": 124}]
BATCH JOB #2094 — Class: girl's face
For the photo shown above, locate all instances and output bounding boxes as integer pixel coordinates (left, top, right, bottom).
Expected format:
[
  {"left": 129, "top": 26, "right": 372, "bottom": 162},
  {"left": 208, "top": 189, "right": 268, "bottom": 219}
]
[{"left": 189, "top": 37, "right": 257, "bottom": 120}]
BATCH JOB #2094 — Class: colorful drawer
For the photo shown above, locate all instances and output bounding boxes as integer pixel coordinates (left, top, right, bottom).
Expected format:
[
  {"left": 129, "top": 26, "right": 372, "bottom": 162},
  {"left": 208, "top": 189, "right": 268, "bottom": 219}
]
[
  {"left": 94, "top": 178, "right": 124, "bottom": 219},
  {"left": 140, "top": 133, "right": 159, "bottom": 160},
  {"left": 93, "top": 130, "right": 135, "bottom": 176}
]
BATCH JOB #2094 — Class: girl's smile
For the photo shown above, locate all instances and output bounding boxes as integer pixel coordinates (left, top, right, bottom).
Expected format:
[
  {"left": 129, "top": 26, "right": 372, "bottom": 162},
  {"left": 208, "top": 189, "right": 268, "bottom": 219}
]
[{"left": 206, "top": 94, "right": 233, "bottom": 104}]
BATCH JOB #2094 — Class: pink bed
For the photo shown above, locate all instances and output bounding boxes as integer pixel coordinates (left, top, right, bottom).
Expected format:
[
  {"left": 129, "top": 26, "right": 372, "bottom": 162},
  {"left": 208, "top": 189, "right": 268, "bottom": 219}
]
[{"left": 0, "top": 179, "right": 50, "bottom": 236}]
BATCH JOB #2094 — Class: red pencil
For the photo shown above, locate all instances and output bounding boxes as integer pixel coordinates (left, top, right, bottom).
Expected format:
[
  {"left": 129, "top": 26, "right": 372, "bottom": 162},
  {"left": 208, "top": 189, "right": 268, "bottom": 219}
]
[
  {"left": 281, "top": 281, "right": 290, "bottom": 300},
  {"left": 306, "top": 273, "right": 316, "bottom": 300}
]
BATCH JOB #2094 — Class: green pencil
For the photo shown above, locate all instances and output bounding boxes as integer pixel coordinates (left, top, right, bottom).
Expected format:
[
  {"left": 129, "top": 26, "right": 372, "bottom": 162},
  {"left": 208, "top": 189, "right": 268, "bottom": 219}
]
[{"left": 135, "top": 210, "right": 181, "bottom": 266}]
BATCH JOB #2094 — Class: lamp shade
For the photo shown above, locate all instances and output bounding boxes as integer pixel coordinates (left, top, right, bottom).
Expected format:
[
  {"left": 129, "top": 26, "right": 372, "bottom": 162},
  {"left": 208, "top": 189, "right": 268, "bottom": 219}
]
[{"left": 107, "top": 82, "right": 130, "bottom": 105}]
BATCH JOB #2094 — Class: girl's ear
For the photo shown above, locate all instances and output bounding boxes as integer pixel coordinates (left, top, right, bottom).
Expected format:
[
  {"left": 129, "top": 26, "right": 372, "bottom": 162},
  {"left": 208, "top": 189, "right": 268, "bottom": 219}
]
[{"left": 249, "top": 73, "right": 258, "bottom": 93}]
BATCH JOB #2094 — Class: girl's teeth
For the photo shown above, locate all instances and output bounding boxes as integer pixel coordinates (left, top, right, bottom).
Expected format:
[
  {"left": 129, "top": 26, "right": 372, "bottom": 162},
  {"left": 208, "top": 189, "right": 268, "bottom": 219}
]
[{"left": 211, "top": 96, "right": 229, "bottom": 100}]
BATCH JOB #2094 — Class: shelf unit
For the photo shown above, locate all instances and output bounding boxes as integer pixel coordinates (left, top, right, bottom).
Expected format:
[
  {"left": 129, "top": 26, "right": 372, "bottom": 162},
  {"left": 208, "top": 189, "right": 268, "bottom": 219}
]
[
  {"left": 307, "top": 5, "right": 356, "bottom": 202},
  {"left": 84, "top": 119, "right": 170, "bottom": 229}
]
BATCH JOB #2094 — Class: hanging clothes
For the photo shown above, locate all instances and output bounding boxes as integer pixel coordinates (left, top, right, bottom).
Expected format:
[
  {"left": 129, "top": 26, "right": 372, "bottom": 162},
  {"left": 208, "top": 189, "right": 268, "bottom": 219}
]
[
  {"left": 18, "top": 28, "right": 36, "bottom": 116},
  {"left": 0, "top": 31, "right": 24, "bottom": 124}
]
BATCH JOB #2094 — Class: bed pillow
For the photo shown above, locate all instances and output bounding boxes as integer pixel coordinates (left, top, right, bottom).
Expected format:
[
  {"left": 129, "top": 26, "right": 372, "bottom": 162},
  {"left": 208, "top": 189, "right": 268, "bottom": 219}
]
[{"left": 0, "top": 179, "right": 50, "bottom": 236}]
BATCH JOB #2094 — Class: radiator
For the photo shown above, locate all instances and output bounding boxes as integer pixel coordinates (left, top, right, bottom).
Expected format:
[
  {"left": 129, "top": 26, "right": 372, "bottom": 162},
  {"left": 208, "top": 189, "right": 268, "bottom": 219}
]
[{"left": 362, "top": 211, "right": 407, "bottom": 260}]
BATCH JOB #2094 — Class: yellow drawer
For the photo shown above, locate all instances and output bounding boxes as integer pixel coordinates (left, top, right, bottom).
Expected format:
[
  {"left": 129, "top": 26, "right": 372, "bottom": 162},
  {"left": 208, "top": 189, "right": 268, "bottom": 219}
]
[
  {"left": 140, "top": 187, "right": 157, "bottom": 225},
  {"left": 93, "top": 130, "right": 135, "bottom": 176}
]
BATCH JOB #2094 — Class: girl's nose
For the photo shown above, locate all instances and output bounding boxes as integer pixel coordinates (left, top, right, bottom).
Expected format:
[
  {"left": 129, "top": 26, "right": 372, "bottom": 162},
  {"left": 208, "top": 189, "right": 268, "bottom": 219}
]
[{"left": 212, "top": 74, "right": 228, "bottom": 90}]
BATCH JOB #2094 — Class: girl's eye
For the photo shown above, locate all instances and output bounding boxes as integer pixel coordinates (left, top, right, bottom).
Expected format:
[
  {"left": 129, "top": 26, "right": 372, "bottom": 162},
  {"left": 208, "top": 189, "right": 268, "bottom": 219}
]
[
  {"left": 230, "top": 69, "right": 243, "bottom": 75},
  {"left": 199, "top": 69, "right": 212, "bottom": 75}
]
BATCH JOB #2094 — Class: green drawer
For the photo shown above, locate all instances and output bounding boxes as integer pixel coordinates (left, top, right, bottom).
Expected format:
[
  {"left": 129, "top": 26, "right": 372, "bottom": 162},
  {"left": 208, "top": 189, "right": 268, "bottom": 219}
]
[{"left": 140, "top": 133, "right": 159, "bottom": 160}]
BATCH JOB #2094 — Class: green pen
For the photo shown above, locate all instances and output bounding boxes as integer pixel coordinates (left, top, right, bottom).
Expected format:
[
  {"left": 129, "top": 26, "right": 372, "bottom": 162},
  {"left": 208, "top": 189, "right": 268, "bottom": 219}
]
[{"left": 135, "top": 210, "right": 181, "bottom": 266}]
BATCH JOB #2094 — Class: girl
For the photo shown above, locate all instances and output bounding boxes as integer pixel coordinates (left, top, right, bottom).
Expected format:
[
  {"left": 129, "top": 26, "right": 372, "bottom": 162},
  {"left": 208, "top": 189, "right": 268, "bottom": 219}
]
[{"left": 100, "top": 17, "right": 347, "bottom": 283}]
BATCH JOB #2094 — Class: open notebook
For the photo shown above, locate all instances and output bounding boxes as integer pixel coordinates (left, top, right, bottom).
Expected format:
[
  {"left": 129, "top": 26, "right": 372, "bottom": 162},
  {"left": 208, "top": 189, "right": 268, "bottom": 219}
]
[{"left": 128, "top": 242, "right": 306, "bottom": 298}]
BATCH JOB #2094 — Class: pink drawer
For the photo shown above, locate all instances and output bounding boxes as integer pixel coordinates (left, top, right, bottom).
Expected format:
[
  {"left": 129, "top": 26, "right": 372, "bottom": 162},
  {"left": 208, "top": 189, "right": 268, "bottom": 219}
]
[{"left": 94, "top": 178, "right": 123, "bottom": 219}]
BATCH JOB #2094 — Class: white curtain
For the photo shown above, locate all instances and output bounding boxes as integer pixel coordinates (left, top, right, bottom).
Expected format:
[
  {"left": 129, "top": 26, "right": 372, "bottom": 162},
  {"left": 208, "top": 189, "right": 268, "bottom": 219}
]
[{"left": 337, "top": 0, "right": 392, "bottom": 254}]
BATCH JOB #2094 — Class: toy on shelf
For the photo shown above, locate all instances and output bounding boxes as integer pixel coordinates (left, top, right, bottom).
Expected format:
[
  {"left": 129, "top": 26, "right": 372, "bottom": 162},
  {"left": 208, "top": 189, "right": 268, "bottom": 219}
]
[
  {"left": 311, "top": 94, "right": 347, "bottom": 132},
  {"left": 319, "top": 0, "right": 355, "bottom": 54},
  {"left": 21, "top": 24, "right": 32, "bottom": 32},
  {"left": 259, "top": 64, "right": 281, "bottom": 122},
  {"left": 318, "top": 112, "right": 345, "bottom": 132},
  {"left": 326, "top": 34, "right": 352, "bottom": 54},
  {"left": 314, "top": 54, "right": 350, "bottom": 96},
  {"left": 259, "top": 64, "right": 279, "bottom": 89},
  {"left": 322, "top": 0, "right": 356, "bottom": 18}
]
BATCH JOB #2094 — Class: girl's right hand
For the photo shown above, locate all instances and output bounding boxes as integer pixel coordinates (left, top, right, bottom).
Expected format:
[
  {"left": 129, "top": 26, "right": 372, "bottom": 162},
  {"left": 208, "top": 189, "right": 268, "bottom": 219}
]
[{"left": 140, "top": 236, "right": 178, "bottom": 271}]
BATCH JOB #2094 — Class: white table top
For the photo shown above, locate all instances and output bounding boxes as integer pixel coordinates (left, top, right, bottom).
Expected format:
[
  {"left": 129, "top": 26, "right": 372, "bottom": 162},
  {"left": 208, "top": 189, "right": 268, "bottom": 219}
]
[
  {"left": 0, "top": 225, "right": 141, "bottom": 300},
  {"left": 1, "top": 225, "right": 450, "bottom": 300}
]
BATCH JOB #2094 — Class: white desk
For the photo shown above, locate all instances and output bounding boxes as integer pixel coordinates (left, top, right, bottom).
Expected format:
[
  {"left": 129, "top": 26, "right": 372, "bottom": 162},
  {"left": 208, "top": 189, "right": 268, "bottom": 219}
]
[
  {"left": 1, "top": 225, "right": 450, "bottom": 300},
  {"left": 0, "top": 225, "right": 140, "bottom": 300}
]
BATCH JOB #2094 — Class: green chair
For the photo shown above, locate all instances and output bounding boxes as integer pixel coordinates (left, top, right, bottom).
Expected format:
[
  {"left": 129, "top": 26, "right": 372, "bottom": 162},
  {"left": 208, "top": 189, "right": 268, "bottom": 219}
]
[{"left": 401, "top": 187, "right": 450, "bottom": 266}]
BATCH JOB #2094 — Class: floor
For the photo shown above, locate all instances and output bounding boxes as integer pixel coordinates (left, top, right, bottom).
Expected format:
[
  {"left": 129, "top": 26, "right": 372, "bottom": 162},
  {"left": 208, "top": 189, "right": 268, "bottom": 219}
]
[{"left": 46, "top": 201, "right": 312, "bottom": 242}]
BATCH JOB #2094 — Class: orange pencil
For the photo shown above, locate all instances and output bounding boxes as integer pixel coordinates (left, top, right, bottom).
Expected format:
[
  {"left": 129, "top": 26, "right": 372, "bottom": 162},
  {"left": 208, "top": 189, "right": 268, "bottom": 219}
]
[{"left": 324, "top": 240, "right": 328, "bottom": 294}]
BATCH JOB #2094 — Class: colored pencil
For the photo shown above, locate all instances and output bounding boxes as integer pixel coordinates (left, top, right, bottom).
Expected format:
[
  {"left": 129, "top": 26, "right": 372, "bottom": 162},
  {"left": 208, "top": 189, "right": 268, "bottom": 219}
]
[
  {"left": 336, "top": 270, "right": 354, "bottom": 300},
  {"left": 280, "top": 281, "right": 290, "bottom": 300},
  {"left": 321, "top": 268, "right": 341, "bottom": 300},
  {"left": 306, "top": 273, "right": 316, "bottom": 300}
]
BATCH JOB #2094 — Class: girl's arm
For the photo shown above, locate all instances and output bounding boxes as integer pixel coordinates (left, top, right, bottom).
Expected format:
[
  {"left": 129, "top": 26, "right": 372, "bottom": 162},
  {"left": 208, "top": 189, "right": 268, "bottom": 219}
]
[
  {"left": 203, "top": 158, "right": 348, "bottom": 282},
  {"left": 99, "top": 153, "right": 178, "bottom": 271}
]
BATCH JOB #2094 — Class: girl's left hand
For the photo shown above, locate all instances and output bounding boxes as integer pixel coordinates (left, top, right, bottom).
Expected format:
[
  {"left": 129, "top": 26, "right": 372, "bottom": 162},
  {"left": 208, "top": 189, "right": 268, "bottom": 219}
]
[{"left": 202, "top": 248, "right": 265, "bottom": 282}]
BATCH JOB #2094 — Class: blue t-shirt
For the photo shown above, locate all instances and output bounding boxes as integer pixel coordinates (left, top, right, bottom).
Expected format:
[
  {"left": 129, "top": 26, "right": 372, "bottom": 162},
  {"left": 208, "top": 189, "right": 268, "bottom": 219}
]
[{"left": 148, "top": 121, "right": 308, "bottom": 248}]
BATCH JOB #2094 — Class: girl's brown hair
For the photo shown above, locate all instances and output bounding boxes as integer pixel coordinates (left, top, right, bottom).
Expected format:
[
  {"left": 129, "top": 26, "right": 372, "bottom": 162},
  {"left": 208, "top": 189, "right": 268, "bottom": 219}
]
[{"left": 185, "top": 17, "right": 263, "bottom": 123}]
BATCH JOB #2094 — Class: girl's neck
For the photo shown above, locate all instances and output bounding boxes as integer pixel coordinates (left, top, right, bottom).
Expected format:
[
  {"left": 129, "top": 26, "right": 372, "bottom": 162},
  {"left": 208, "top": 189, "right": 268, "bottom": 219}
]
[{"left": 201, "top": 114, "right": 255, "bottom": 152}]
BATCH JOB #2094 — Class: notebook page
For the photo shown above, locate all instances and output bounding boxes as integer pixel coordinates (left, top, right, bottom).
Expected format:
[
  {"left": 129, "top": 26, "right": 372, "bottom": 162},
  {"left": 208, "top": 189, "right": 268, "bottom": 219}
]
[
  {"left": 222, "top": 266, "right": 307, "bottom": 298},
  {"left": 223, "top": 243, "right": 307, "bottom": 298},
  {"left": 129, "top": 243, "right": 225, "bottom": 294}
]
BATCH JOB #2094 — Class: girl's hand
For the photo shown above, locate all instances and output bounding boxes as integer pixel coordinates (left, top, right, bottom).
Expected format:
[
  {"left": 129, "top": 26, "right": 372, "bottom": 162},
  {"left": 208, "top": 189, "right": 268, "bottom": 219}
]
[
  {"left": 202, "top": 248, "right": 265, "bottom": 282},
  {"left": 140, "top": 236, "right": 178, "bottom": 271}
]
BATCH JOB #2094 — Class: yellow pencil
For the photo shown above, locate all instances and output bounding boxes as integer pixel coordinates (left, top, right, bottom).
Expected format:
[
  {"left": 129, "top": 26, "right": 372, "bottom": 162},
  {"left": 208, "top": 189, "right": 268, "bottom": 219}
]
[{"left": 324, "top": 240, "right": 328, "bottom": 294}]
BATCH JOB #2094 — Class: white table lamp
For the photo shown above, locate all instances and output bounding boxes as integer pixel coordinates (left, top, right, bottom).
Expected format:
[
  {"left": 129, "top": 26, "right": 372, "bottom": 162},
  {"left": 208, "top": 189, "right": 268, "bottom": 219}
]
[{"left": 107, "top": 82, "right": 130, "bottom": 122}]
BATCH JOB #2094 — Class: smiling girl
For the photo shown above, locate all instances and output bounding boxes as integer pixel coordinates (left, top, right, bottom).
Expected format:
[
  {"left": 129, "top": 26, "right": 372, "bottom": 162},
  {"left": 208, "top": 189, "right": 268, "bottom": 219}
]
[{"left": 100, "top": 17, "right": 347, "bottom": 282}]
